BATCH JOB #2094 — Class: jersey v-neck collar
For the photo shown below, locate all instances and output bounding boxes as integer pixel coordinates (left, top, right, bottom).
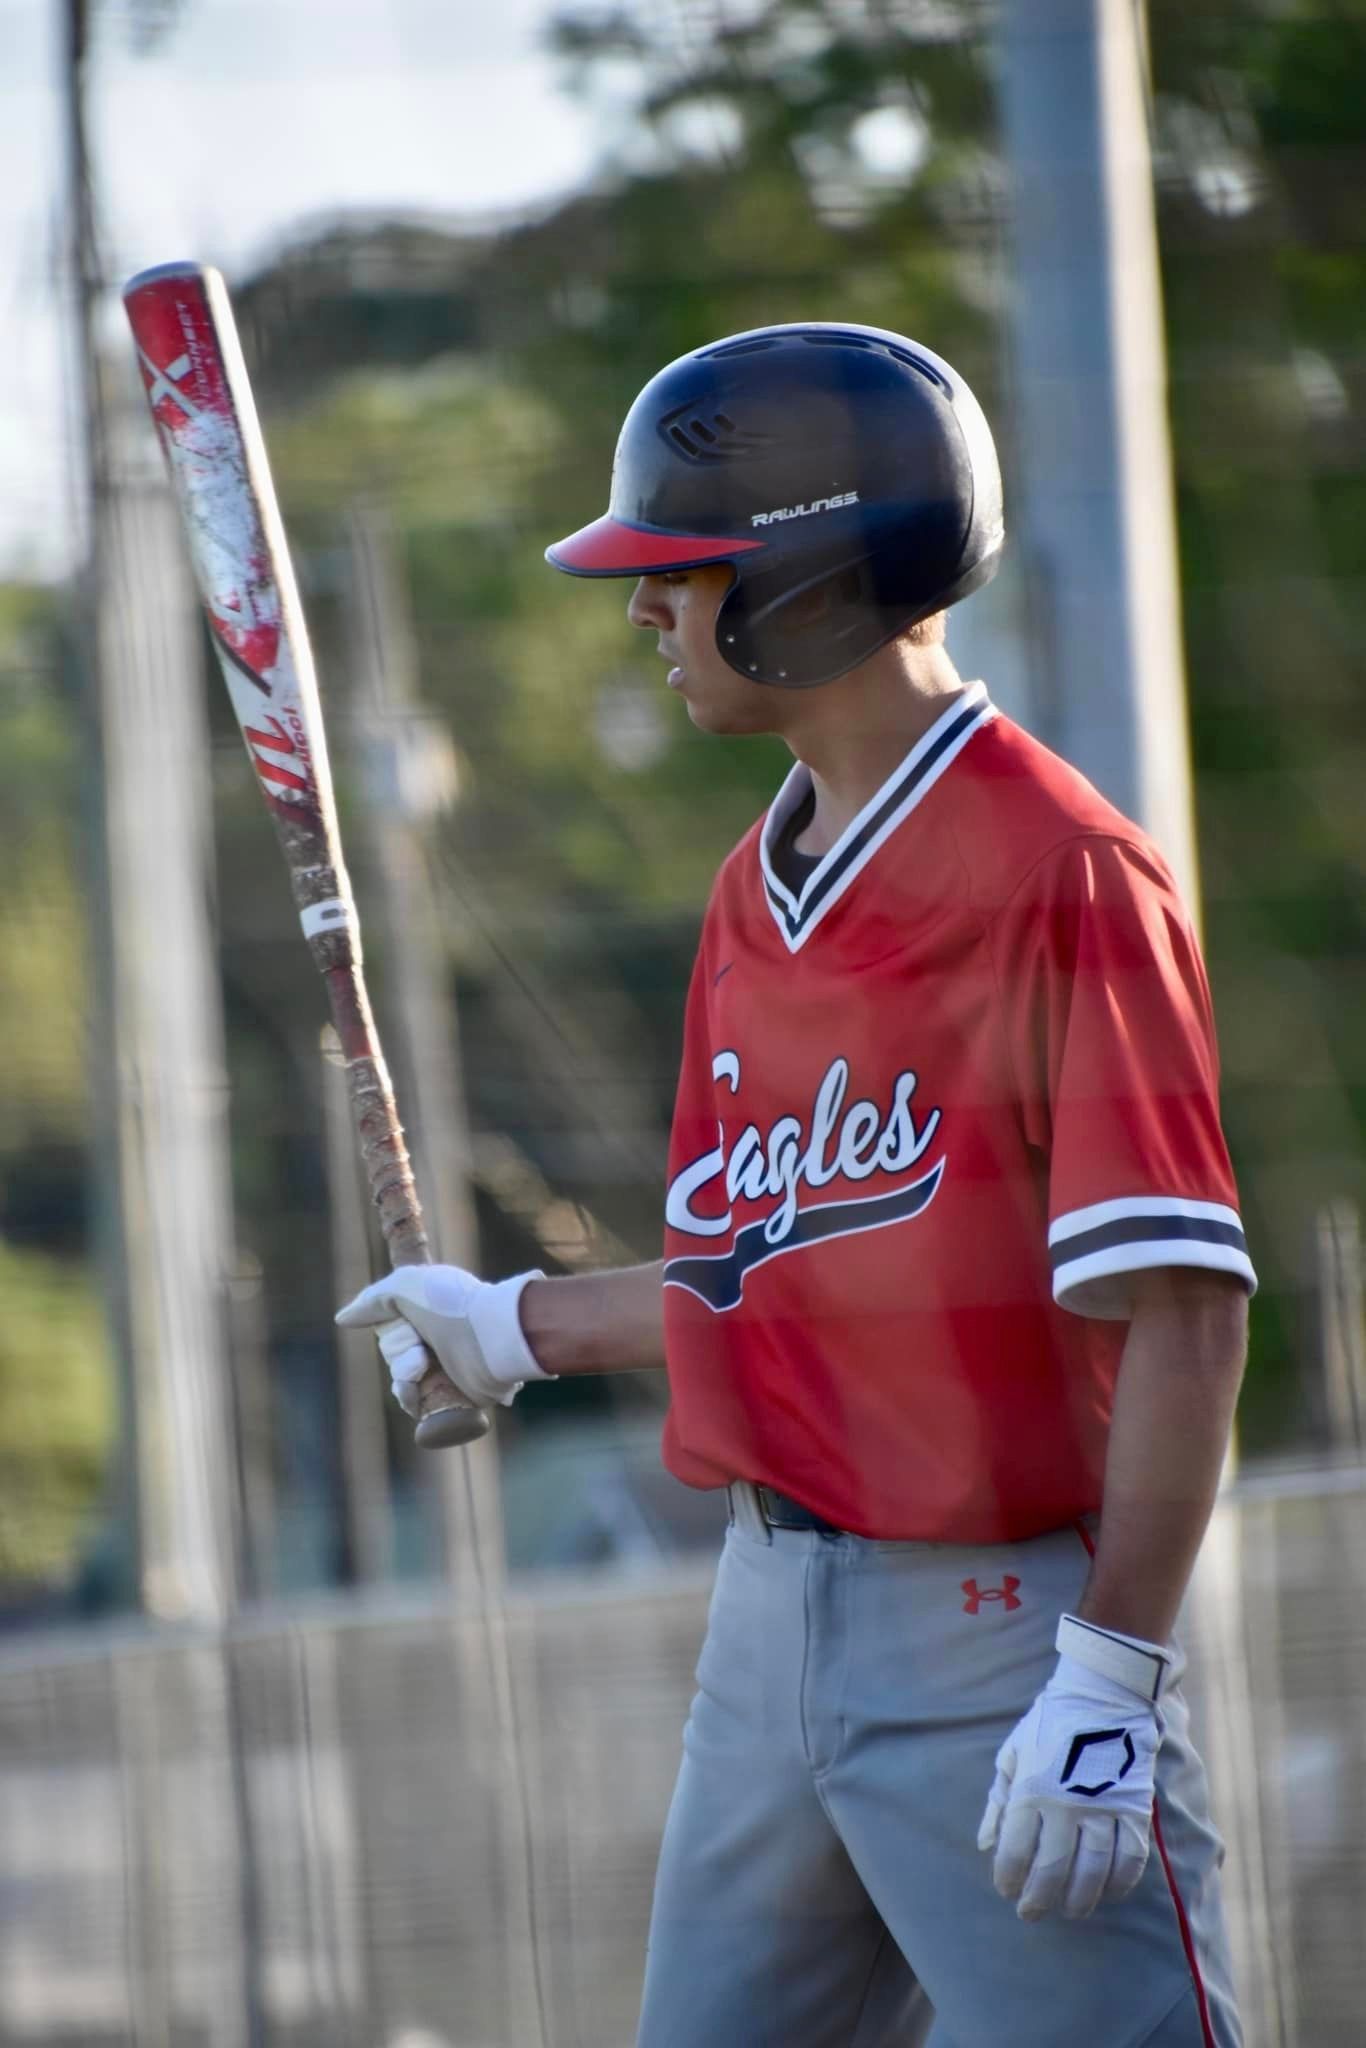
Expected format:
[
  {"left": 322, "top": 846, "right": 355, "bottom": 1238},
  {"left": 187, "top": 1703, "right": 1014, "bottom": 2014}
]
[{"left": 758, "top": 681, "right": 996, "bottom": 954}]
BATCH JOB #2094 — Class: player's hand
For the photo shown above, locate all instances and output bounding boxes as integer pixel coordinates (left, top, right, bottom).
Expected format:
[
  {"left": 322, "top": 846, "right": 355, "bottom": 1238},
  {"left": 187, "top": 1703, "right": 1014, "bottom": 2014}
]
[
  {"left": 976, "top": 1615, "right": 1172, "bottom": 1923},
  {"left": 336, "top": 1264, "right": 549, "bottom": 1416}
]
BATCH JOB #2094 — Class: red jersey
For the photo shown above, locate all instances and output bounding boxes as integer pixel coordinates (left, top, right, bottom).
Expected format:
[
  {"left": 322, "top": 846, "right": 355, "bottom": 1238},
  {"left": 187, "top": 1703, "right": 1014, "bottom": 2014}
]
[{"left": 660, "top": 683, "right": 1255, "bottom": 1543}]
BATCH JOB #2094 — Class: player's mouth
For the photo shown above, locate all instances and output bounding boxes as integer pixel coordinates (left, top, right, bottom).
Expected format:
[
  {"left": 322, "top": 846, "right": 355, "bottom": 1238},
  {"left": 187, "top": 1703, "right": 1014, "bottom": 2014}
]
[{"left": 659, "top": 646, "right": 685, "bottom": 689}]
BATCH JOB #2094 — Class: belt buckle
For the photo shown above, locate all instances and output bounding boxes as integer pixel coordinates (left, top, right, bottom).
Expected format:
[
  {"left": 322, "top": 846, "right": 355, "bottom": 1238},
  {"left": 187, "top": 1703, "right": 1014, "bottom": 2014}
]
[
  {"left": 759, "top": 1485, "right": 833, "bottom": 1534},
  {"left": 757, "top": 1485, "right": 798, "bottom": 1530},
  {"left": 756, "top": 1485, "right": 786, "bottom": 1528}
]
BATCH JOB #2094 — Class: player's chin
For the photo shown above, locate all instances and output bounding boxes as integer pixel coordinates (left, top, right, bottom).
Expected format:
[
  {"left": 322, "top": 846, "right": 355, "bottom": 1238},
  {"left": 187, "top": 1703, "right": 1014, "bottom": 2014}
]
[{"left": 681, "top": 691, "right": 773, "bottom": 737}]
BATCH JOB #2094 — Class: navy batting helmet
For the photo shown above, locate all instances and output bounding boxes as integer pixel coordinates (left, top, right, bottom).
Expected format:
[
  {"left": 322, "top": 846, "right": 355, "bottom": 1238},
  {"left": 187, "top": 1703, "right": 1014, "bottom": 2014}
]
[{"left": 546, "top": 321, "right": 1003, "bottom": 689}]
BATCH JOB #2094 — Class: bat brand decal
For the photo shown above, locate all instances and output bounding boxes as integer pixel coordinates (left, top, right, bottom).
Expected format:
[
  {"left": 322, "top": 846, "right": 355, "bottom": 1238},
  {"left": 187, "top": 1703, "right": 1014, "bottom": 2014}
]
[
  {"left": 213, "top": 633, "right": 319, "bottom": 804},
  {"left": 664, "top": 1050, "right": 944, "bottom": 1310},
  {"left": 242, "top": 711, "right": 314, "bottom": 796},
  {"left": 138, "top": 347, "right": 201, "bottom": 422}
]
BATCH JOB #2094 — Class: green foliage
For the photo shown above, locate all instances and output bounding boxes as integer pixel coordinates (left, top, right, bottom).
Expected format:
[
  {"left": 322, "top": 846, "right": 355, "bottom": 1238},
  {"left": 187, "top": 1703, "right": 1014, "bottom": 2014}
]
[
  {"left": 0, "top": 1239, "right": 114, "bottom": 1583},
  {"left": 0, "top": 589, "right": 111, "bottom": 1595},
  {"left": 29, "top": 0, "right": 1355, "bottom": 1510},
  {"left": 233, "top": 0, "right": 1366, "bottom": 1458},
  {"left": 266, "top": 364, "right": 569, "bottom": 535},
  {"left": 254, "top": 0, "right": 999, "bottom": 935},
  {"left": 1150, "top": 0, "right": 1366, "bottom": 1445},
  {"left": 1245, "top": 14, "right": 1366, "bottom": 150},
  {"left": 0, "top": 591, "right": 88, "bottom": 1156},
  {"left": 205, "top": 0, "right": 1008, "bottom": 1391}
]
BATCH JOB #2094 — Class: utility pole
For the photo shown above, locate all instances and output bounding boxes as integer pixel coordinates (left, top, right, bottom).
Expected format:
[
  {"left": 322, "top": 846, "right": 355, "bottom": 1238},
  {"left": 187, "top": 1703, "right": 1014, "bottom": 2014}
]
[
  {"left": 60, "top": 0, "right": 143, "bottom": 1609},
  {"left": 97, "top": 462, "right": 243, "bottom": 1622},
  {"left": 64, "top": 0, "right": 244, "bottom": 1630},
  {"left": 61, "top": 7, "right": 263, "bottom": 2046},
  {"left": 995, "top": 9, "right": 1287, "bottom": 2040},
  {"left": 996, "top": 0, "right": 1198, "bottom": 910}
]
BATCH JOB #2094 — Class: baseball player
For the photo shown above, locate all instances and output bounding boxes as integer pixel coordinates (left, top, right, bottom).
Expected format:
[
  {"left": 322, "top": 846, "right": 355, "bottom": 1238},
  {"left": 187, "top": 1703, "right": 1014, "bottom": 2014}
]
[{"left": 339, "top": 324, "right": 1256, "bottom": 2047}]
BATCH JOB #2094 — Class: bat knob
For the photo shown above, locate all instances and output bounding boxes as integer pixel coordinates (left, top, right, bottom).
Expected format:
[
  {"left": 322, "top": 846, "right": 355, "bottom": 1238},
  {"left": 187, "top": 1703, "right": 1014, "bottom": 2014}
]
[{"left": 414, "top": 1399, "right": 493, "bottom": 1451}]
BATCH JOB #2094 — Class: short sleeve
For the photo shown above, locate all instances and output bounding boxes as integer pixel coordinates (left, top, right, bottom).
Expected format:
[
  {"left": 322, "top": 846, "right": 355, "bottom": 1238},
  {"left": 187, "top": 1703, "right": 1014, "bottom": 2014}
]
[{"left": 991, "top": 834, "right": 1257, "bottom": 1318}]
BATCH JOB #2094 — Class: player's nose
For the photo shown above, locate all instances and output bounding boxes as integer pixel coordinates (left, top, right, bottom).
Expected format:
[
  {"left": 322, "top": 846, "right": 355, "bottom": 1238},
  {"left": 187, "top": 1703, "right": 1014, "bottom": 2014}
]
[{"left": 627, "top": 575, "right": 672, "bottom": 630}]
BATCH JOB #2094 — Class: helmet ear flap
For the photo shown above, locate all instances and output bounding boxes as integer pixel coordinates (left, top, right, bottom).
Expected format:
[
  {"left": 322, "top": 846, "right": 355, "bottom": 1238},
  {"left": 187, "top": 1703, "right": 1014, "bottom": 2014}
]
[
  {"left": 779, "top": 567, "right": 864, "bottom": 630},
  {"left": 715, "top": 557, "right": 903, "bottom": 689}
]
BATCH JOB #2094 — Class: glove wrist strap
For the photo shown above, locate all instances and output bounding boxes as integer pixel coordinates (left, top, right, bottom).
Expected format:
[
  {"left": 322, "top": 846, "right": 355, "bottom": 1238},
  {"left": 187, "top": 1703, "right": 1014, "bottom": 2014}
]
[
  {"left": 1056, "top": 1613, "right": 1173, "bottom": 1703},
  {"left": 480, "top": 1270, "right": 552, "bottom": 1386}
]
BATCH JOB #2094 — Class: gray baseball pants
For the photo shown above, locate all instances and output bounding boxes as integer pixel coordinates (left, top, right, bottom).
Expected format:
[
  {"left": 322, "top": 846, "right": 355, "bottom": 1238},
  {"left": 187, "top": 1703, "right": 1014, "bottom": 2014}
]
[{"left": 637, "top": 1484, "right": 1241, "bottom": 2048}]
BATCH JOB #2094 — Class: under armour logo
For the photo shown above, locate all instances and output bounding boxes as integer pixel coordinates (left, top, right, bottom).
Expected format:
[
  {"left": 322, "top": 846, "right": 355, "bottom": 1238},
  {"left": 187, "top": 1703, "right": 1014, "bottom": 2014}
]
[
  {"left": 961, "top": 1576, "right": 1021, "bottom": 1615},
  {"left": 1060, "top": 1727, "right": 1136, "bottom": 1798}
]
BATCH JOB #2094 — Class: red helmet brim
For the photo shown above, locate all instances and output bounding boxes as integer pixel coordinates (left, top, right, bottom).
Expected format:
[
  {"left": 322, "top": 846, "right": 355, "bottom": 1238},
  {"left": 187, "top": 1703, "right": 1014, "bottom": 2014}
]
[{"left": 546, "top": 514, "right": 766, "bottom": 577}]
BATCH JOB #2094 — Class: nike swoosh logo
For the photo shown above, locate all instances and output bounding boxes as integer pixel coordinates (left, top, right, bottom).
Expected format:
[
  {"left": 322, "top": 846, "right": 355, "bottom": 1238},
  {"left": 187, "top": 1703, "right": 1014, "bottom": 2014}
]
[{"left": 713, "top": 961, "right": 734, "bottom": 986}]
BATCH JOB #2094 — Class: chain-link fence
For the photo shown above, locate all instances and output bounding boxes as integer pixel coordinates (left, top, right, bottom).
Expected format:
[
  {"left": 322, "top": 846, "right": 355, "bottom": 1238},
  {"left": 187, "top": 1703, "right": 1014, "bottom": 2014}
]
[{"left": 3, "top": 1469, "right": 1365, "bottom": 2048}]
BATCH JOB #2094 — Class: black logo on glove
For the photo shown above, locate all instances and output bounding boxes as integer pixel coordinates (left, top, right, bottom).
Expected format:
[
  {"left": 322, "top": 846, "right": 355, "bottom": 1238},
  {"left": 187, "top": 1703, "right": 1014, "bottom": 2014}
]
[{"left": 1060, "top": 1728, "right": 1136, "bottom": 1799}]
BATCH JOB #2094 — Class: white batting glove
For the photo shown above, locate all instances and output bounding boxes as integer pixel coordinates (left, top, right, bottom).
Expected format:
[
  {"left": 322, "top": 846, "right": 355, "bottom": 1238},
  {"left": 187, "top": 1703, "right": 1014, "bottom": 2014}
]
[
  {"left": 335, "top": 1264, "right": 549, "bottom": 1417},
  {"left": 977, "top": 1614, "right": 1172, "bottom": 1923}
]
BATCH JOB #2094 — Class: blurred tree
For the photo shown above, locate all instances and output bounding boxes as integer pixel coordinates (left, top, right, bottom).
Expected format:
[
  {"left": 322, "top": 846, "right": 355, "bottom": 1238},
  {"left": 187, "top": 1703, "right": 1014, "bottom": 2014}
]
[
  {"left": 226, "top": 0, "right": 1003, "bottom": 1291},
  {"left": 1148, "top": 1, "right": 1366, "bottom": 1444},
  {"left": 0, "top": 586, "right": 115, "bottom": 1598},
  {"left": 0, "top": 587, "right": 89, "bottom": 1235},
  {"left": 0, "top": 0, "right": 189, "bottom": 1607},
  {"left": 217, "top": 0, "right": 1366, "bottom": 1466},
  {"left": 24, "top": 0, "right": 1350, "bottom": 1532},
  {"left": 0, "top": 1240, "right": 114, "bottom": 1589}
]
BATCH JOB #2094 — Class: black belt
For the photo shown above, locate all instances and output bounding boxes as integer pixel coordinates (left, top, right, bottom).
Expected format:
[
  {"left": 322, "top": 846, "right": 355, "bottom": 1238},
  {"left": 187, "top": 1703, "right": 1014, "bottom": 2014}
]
[{"left": 745, "top": 1483, "right": 846, "bottom": 1537}]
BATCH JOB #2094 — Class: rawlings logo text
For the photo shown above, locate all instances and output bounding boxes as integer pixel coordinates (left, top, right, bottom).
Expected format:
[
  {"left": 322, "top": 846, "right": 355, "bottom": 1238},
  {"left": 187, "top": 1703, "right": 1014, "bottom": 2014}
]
[{"left": 751, "top": 491, "right": 859, "bottom": 528}]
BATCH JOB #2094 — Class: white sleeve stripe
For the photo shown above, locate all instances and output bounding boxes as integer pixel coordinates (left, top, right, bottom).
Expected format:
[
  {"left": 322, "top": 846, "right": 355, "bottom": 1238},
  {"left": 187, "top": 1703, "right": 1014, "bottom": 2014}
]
[
  {"left": 1049, "top": 1194, "right": 1243, "bottom": 1247},
  {"left": 1053, "top": 1239, "right": 1258, "bottom": 1303},
  {"left": 1050, "top": 1213, "right": 1247, "bottom": 1271}
]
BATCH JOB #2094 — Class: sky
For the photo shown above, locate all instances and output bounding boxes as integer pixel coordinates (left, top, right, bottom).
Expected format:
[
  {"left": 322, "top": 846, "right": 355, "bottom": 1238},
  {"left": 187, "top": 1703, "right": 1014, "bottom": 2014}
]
[{"left": 0, "top": 0, "right": 601, "bottom": 577}]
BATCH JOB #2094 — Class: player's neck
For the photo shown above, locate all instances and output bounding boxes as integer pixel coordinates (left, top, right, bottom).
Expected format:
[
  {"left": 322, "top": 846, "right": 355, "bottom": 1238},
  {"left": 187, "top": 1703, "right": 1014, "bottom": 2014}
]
[{"left": 784, "top": 642, "right": 966, "bottom": 857}]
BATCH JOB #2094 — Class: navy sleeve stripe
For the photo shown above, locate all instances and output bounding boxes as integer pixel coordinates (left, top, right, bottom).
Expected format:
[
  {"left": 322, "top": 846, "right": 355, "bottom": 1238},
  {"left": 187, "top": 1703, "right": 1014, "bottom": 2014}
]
[{"left": 1049, "top": 1212, "right": 1248, "bottom": 1272}]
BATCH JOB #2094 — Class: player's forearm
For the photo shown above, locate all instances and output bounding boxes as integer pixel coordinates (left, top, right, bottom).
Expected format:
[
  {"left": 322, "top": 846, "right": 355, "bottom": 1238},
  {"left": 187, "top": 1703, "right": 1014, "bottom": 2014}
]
[
  {"left": 519, "top": 1261, "right": 668, "bottom": 1377},
  {"left": 1076, "top": 1269, "right": 1248, "bottom": 1646}
]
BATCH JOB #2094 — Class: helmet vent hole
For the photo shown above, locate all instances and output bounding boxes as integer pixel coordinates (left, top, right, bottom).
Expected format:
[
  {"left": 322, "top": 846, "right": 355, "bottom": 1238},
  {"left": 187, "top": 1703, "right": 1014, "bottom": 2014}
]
[
  {"left": 794, "top": 329, "right": 952, "bottom": 393},
  {"left": 882, "top": 343, "right": 951, "bottom": 393},
  {"left": 661, "top": 404, "right": 772, "bottom": 462},
  {"left": 800, "top": 329, "right": 875, "bottom": 350},
  {"left": 699, "top": 337, "right": 779, "bottom": 359}
]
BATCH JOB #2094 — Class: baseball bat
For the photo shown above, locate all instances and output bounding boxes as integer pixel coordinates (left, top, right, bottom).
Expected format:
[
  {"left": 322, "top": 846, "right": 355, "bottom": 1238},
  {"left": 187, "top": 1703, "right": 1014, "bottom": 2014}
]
[{"left": 122, "top": 260, "right": 489, "bottom": 1452}]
